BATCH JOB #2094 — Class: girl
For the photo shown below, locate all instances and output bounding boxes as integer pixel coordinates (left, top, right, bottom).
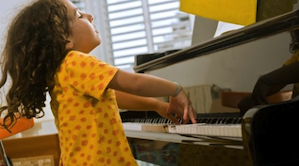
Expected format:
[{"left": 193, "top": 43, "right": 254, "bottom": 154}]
[{"left": 0, "top": 0, "right": 197, "bottom": 165}]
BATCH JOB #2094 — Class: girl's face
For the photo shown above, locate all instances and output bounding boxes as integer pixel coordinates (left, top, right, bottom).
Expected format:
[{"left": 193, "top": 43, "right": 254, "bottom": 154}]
[{"left": 63, "top": 0, "right": 101, "bottom": 53}]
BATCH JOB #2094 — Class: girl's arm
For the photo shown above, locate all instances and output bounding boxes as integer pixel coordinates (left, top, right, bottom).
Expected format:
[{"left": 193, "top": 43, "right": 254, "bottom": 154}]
[
  {"left": 108, "top": 70, "right": 197, "bottom": 124},
  {"left": 108, "top": 70, "right": 179, "bottom": 97},
  {"left": 115, "top": 90, "right": 179, "bottom": 124}
]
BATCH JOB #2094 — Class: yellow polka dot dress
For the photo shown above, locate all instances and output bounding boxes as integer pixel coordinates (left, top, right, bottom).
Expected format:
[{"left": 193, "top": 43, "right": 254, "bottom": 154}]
[{"left": 49, "top": 51, "right": 138, "bottom": 166}]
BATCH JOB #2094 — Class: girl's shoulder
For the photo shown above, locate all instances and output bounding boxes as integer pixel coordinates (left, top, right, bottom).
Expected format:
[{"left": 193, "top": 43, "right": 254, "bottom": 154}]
[
  {"left": 64, "top": 51, "right": 108, "bottom": 67},
  {"left": 66, "top": 50, "right": 91, "bottom": 58},
  {"left": 65, "top": 50, "right": 98, "bottom": 61}
]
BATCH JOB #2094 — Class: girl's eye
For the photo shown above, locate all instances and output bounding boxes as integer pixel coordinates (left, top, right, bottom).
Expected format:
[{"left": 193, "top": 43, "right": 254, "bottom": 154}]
[{"left": 77, "top": 10, "right": 82, "bottom": 18}]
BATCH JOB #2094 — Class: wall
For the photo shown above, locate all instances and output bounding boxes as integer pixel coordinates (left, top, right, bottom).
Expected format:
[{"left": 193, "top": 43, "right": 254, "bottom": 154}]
[
  {"left": 0, "top": 0, "right": 28, "bottom": 49},
  {"left": 0, "top": 0, "right": 56, "bottom": 124},
  {"left": 0, "top": 1, "right": 59, "bottom": 138}
]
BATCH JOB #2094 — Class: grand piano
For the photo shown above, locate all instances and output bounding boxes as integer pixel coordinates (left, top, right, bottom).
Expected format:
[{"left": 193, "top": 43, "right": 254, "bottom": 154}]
[{"left": 122, "top": 8, "right": 299, "bottom": 166}]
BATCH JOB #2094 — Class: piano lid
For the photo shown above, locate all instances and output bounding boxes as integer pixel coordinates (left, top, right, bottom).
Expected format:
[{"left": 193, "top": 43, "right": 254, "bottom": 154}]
[{"left": 134, "top": 9, "right": 299, "bottom": 73}]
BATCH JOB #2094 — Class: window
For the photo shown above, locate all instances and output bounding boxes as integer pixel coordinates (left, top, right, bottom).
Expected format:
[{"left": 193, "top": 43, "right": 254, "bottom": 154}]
[
  {"left": 72, "top": 0, "right": 193, "bottom": 71},
  {"left": 71, "top": 0, "right": 86, "bottom": 11}
]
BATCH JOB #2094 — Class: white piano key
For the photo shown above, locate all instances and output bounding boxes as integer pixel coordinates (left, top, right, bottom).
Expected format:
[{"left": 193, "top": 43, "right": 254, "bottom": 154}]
[
  {"left": 123, "top": 122, "right": 242, "bottom": 138},
  {"left": 168, "top": 125, "right": 177, "bottom": 133},
  {"left": 122, "top": 122, "right": 142, "bottom": 131}
]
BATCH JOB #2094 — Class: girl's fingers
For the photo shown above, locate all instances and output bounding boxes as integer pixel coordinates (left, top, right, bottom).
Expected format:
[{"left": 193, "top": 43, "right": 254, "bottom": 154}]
[
  {"left": 189, "top": 107, "right": 197, "bottom": 124},
  {"left": 167, "top": 114, "right": 179, "bottom": 124},
  {"left": 183, "top": 106, "right": 189, "bottom": 124},
  {"left": 175, "top": 114, "right": 181, "bottom": 119}
]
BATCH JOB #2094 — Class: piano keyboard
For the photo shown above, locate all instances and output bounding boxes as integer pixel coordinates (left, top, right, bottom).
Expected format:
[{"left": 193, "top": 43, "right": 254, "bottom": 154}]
[
  {"left": 168, "top": 124, "right": 241, "bottom": 137},
  {"left": 122, "top": 123, "right": 169, "bottom": 133},
  {"left": 122, "top": 112, "right": 242, "bottom": 138}
]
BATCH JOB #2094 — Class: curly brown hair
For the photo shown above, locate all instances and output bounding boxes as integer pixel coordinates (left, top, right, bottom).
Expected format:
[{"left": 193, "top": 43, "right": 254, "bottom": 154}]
[{"left": 0, "top": 0, "right": 71, "bottom": 131}]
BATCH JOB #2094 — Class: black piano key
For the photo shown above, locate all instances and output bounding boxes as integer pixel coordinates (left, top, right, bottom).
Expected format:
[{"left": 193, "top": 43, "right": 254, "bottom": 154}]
[{"left": 122, "top": 112, "right": 243, "bottom": 125}]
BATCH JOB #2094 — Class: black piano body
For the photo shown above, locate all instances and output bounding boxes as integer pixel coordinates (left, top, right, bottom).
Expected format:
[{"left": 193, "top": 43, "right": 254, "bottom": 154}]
[{"left": 243, "top": 96, "right": 299, "bottom": 166}]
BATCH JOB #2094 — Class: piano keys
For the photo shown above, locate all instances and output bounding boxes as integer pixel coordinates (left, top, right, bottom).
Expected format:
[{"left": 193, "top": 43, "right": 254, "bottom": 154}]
[
  {"left": 122, "top": 112, "right": 242, "bottom": 138},
  {"left": 167, "top": 123, "right": 241, "bottom": 138}
]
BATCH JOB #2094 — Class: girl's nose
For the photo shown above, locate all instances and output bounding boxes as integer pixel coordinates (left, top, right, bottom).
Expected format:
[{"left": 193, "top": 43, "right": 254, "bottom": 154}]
[{"left": 87, "top": 14, "right": 93, "bottom": 22}]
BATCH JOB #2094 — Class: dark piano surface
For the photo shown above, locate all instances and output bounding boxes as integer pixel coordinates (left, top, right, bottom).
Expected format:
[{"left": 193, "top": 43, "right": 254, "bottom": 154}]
[{"left": 242, "top": 96, "right": 299, "bottom": 166}]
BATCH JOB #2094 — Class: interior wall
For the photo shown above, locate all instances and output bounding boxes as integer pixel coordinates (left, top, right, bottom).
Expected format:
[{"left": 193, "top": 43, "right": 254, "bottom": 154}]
[
  {"left": 0, "top": 0, "right": 55, "bottom": 123},
  {"left": 0, "top": 0, "right": 29, "bottom": 50}
]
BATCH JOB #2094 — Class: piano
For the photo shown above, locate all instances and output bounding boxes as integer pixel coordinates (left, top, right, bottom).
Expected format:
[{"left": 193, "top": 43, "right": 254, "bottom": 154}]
[
  {"left": 122, "top": 9, "right": 299, "bottom": 166},
  {"left": 123, "top": 96, "right": 299, "bottom": 166},
  {"left": 122, "top": 112, "right": 242, "bottom": 138},
  {"left": 122, "top": 111, "right": 249, "bottom": 166}
]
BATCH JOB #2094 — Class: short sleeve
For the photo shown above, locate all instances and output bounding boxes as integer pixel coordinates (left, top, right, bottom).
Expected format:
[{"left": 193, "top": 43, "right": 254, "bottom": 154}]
[{"left": 64, "top": 51, "right": 119, "bottom": 98}]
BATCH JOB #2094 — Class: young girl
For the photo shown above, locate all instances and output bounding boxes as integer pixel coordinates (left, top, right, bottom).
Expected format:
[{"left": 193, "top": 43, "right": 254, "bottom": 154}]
[{"left": 0, "top": 0, "right": 197, "bottom": 165}]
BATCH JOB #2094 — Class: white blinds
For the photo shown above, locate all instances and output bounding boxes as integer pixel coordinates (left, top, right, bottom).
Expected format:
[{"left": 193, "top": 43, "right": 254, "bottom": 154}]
[
  {"left": 71, "top": 0, "right": 193, "bottom": 70},
  {"left": 71, "top": 0, "right": 86, "bottom": 11},
  {"left": 107, "top": 0, "right": 192, "bottom": 69}
]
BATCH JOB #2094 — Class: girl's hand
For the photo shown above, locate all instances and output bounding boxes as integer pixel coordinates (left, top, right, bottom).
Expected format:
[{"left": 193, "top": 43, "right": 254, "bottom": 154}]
[
  {"left": 154, "top": 102, "right": 180, "bottom": 124},
  {"left": 167, "top": 90, "right": 197, "bottom": 124}
]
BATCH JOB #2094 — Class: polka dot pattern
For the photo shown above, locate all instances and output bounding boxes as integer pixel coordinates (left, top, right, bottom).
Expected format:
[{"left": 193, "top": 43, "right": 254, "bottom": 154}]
[{"left": 49, "top": 51, "right": 137, "bottom": 166}]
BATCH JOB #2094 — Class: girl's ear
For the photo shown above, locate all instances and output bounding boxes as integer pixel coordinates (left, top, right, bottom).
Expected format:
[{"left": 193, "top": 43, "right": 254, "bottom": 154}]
[{"left": 66, "top": 39, "right": 74, "bottom": 50}]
